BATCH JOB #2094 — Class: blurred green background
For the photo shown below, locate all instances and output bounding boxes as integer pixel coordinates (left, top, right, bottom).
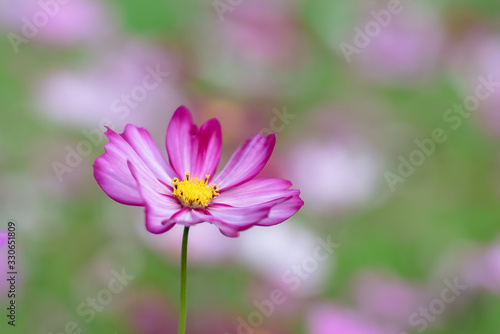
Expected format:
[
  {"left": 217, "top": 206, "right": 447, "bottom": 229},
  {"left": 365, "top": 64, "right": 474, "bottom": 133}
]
[{"left": 1, "top": 0, "right": 500, "bottom": 333}]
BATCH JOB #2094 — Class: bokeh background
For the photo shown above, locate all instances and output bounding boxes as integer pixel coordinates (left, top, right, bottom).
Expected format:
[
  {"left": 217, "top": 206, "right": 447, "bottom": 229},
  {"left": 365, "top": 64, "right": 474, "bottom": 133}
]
[{"left": 1, "top": 0, "right": 500, "bottom": 333}]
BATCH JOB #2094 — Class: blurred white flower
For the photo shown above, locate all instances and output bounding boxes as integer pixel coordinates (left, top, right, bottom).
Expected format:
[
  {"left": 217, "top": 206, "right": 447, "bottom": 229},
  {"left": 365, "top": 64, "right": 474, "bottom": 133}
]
[
  {"left": 236, "top": 219, "right": 334, "bottom": 297},
  {"left": 139, "top": 221, "right": 237, "bottom": 265},
  {"left": 288, "top": 138, "right": 381, "bottom": 214}
]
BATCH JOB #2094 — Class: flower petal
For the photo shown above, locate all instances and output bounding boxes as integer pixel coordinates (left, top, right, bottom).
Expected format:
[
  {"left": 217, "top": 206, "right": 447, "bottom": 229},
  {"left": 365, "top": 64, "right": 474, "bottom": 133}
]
[
  {"left": 121, "top": 124, "right": 175, "bottom": 182},
  {"left": 257, "top": 195, "right": 304, "bottom": 226},
  {"left": 207, "top": 194, "right": 301, "bottom": 237},
  {"left": 212, "top": 132, "right": 276, "bottom": 191},
  {"left": 166, "top": 106, "right": 222, "bottom": 179},
  {"left": 128, "top": 161, "right": 182, "bottom": 234},
  {"left": 165, "top": 207, "right": 213, "bottom": 227},
  {"left": 212, "top": 178, "right": 299, "bottom": 206},
  {"left": 94, "top": 125, "right": 172, "bottom": 206},
  {"left": 207, "top": 203, "right": 274, "bottom": 237}
]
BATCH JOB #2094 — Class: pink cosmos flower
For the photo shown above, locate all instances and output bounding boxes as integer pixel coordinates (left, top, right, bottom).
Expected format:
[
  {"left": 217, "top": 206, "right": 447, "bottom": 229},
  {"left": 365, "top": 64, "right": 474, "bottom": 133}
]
[{"left": 93, "top": 106, "right": 303, "bottom": 237}]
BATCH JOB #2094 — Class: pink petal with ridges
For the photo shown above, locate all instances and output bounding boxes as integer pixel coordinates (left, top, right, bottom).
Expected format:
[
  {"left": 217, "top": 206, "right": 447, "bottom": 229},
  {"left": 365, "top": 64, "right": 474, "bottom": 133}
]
[
  {"left": 121, "top": 124, "right": 175, "bottom": 182},
  {"left": 212, "top": 132, "right": 276, "bottom": 191},
  {"left": 128, "top": 162, "right": 183, "bottom": 234},
  {"left": 213, "top": 178, "right": 298, "bottom": 206},
  {"left": 166, "top": 106, "right": 222, "bottom": 179},
  {"left": 257, "top": 195, "right": 304, "bottom": 226},
  {"left": 94, "top": 126, "right": 171, "bottom": 206},
  {"left": 207, "top": 197, "right": 292, "bottom": 237}
]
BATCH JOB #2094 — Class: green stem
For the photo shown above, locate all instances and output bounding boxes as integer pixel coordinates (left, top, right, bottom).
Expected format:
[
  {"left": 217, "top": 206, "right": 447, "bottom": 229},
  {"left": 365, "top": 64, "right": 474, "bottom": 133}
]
[{"left": 178, "top": 226, "right": 190, "bottom": 334}]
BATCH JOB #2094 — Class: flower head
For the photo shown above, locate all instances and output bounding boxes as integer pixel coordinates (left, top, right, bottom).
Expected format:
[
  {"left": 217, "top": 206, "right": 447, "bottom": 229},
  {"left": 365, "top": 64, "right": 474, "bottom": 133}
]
[{"left": 94, "top": 106, "right": 303, "bottom": 237}]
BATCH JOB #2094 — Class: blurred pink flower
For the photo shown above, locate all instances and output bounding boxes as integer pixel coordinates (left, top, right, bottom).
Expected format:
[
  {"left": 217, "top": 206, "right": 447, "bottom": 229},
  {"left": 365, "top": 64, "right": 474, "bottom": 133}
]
[
  {"left": 462, "top": 239, "right": 500, "bottom": 294},
  {"left": 216, "top": 0, "right": 299, "bottom": 64},
  {"left": 308, "top": 304, "right": 399, "bottom": 334},
  {"left": 347, "top": 4, "right": 444, "bottom": 84},
  {"left": 94, "top": 106, "right": 303, "bottom": 237},
  {"left": 124, "top": 290, "right": 177, "bottom": 334},
  {"left": 194, "top": 0, "right": 308, "bottom": 98},
  {"left": 352, "top": 271, "right": 425, "bottom": 326},
  {"left": 287, "top": 138, "right": 380, "bottom": 214},
  {"left": 36, "top": 40, "right": 184, "bottom": 133},
  {"left": 237, "top": 219, "right": 334, "bottom": 297},
  {"left": 451, "top": 33, "right": 500, "bottom": 137},
  {"left": 0, "top": 0, "right": 115, "bottom": 46},
  {"left": 478, "top": 243, "right": 500, "bottom": 293}
]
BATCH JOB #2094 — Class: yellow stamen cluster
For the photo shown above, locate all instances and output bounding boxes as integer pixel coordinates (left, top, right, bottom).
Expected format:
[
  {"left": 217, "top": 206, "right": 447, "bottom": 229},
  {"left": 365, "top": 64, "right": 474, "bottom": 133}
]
[{"left": 171, "top": 172, "right": 219, "bottom": 208}]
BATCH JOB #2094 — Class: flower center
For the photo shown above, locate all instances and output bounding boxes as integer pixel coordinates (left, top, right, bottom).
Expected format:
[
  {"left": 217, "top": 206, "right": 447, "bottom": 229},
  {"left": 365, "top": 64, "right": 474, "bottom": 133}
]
[{"left": 171, "top": 172, "right": 219, "bottom": 208}]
